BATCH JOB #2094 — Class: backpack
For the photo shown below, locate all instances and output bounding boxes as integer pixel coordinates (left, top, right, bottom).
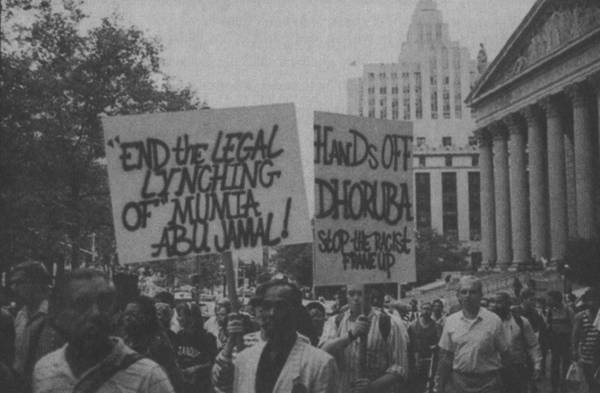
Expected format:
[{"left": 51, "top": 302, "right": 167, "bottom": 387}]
[{"left": 334, "top": 310, "right": 391, "bottom": 341}]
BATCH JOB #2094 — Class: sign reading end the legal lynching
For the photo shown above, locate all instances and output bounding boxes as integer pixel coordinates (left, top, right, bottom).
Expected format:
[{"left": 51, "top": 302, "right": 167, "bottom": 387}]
[
  {"left": 313, "top": 112, "right": 415, "bottom": 287},
  {"left": 102, "top": 104, "right": 311, "bottom": 264}
]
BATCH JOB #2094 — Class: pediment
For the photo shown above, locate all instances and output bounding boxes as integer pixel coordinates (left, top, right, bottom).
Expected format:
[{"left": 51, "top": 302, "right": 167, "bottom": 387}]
[{"left": 468, "top": 0, "right": 600, "bottom": 104}]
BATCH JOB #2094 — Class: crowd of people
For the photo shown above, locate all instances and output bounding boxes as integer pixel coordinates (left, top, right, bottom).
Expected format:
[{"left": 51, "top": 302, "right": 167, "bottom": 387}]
[{"left": 0, "top": 260, "right": 599, "bottom": 393}]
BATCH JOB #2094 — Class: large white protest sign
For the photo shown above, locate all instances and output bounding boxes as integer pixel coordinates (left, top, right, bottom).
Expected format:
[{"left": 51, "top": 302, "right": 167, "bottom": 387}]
[
  {"left": 313, "top": 112, "right": 415, "bottom": 286},
  {"left": 102, "top": 104, "right": 311, "bottom": 264}
]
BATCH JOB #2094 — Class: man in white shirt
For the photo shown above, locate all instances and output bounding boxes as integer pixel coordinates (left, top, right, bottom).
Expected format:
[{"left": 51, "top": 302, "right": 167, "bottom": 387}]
[
  {"left": 490, "top": 292, "right": 541, "bottom": 393},
  {"left": 33, "top": 269, "right": 174, "bottom": 393},
  {"left": 437, "top": 276, "right": 508, "bottom": 393}
]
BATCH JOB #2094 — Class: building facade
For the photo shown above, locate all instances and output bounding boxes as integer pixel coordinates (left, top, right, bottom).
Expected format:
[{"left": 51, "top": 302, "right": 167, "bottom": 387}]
[
  {"left": 347, "top": 0, "right": 482, "bottom": 263},
  {"left": 466, "top": 0, "right": 600, "bottom": 270}
]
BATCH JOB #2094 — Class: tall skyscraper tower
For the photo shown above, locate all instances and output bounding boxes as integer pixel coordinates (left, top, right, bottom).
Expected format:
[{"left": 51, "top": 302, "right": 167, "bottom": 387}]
[{"left": 348, "top": 0, "right": 482, "bottom": 267}]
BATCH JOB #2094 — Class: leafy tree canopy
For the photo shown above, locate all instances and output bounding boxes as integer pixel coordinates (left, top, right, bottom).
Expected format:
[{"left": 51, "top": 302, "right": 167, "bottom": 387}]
[
  {"left": 415, "top": 228, "right": 469, "bottom": 285},
  {"left": 273, "top": 243, "right": 313, "bottom": 287},
  {"left": 1, "top": 0, "right": 200, "bottom": 274}
]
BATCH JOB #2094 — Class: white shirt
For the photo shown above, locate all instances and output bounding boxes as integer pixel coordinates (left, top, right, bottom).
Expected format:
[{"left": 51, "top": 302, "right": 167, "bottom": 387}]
[
  {"left": 438, "top": 307, "right": 508, "bottom": 373},
  {"left": 33, "top": 338, "right": 174, "bottom": 393}
]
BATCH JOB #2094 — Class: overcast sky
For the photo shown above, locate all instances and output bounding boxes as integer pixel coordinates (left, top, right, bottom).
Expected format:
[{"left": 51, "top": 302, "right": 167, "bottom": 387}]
[{"left": 86, "top": 0, "right": 537, "bottom": 216}]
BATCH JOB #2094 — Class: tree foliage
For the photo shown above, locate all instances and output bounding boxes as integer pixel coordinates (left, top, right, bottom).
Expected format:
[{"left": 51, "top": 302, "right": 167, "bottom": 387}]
[
  {"left": 415, "top": 228, "right": 469, "bottom": 285},
  {"left": 273, "top": 243, "right": 313, "bottom": 287},
  {"left": 563, "top": 238, "right": 600, "bottom": 287},
  {"left": 1, "top": 0, "right": 199, "bottom": 274}
]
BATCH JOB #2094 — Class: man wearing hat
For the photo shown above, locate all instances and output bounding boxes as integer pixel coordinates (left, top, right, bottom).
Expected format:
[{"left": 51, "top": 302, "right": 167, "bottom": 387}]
[{"left": 9, "top": 261, "right": 62, "bottom": 385}]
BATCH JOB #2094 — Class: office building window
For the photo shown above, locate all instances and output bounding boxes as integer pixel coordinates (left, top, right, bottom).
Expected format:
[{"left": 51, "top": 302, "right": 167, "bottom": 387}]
[
  {"left": 455, "top": 91, "right": 462, "bottom": 119},
  {"left": 379, "top": 72, "right": 386, "bottom": 80},
  {"left": 380, "top": 87, "right": 387, "bottom": 94},
  {"left": 468, "top": 136, "right": 477, "bottom": 146},
  {"left": 442, "top": 172, "right": 458, "bottom": 239},
  {"left": 431, "top": 90, "right": 438, "bottom": 119},
  {"left": 416, "top": 137, "right": 426, "bottom": 147},
  {"left": 443, "top": 89, "right": 450, "bottom": 119},
  {"left": 380, "top": 108, "right": 387, "bottom": 119},
  {"left": 391, "top": 72, "right": 398, "bottom": 79},
  {"left": 468, "top": 172, "right": 481, "bottom": 241},
  {"left": 403, "top": 97, "right": 410, "bottom": 120},
  {"left": 368, "top": 109, "right": 375, "bottom": 118},
  {"left": 442, "top": 137, "right": 452, "bottom": 147},
  {"left": 416, "top": 173, "right": 431, "bottom": 230},
  {"left": 472, "top": 155, "right": 479, "bottom": 166},
  {"left": 418, "top": 156, "right": 426, "bottom": 167},
  {"left": 391, "top": 86, "right": 398, "bottom": 94},
  {"left": 368, "top": 72, "right": 375, "bottom": 80},
  {"left": 415, "top": 72, "right": 422, "bottom": 119},
  {"left": 392, "top": 109, "right": 399, "bottom": 119},
  {"left": 368, "top": 87, "right": 375, "bottom": 94},
  {"left": 445, "top": 155, "right": 453, "bottom": 167}
]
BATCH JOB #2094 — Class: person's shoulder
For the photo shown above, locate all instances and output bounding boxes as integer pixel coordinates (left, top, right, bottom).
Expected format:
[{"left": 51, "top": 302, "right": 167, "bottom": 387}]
[
  {"left": 33, "top": 345, "right": 66, "bottom": 376},
  {"left": 301, "top": 340, "right": 336, "bottom": 366}
]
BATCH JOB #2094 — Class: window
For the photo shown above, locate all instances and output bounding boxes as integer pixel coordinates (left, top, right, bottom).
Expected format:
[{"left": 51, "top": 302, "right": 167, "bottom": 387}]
[
  {"left": 418, "top": 156, "right": 426, "bottom": 167},
  {"left": 415, "top": 72, "right": 422, "bottom": 119},
  {"left": 380, "top": 87, "right": 387, "bottom": 94},
  {"left": 368, "top": 87, "right": 375, "bottom": 94},
  {"left": 368, "top": 98, "right": 375, "bottom": 106},
  {"left": 442, "top": 172, "right": 458, "bottom": 239},
  {"left": 380, "top": 108, "right": 387, "bottom": 119},
  {"left": 368, "top": 109, "right": 375, "bottom": 118},
  {"left": 468, "top": 136, "right": 477, "bottom": 146},
  {"left": 416, "top": 137, "right": 426, "bottom": 147},
  {"left": 415, "top": 173, "right": 431, "bottom": 230},
  {"left": 442, "top": 137, "right": 452, "bottom": 147},
  {"left": 445, "top": 155, "right": 453, "bottom": 167},
  {"left": 391, "top": 86, "right": 399, "bottom": 94},
  {"left": 391, "top": 72, "right": 398, "bottom": 79},
  {"left": 392, "top": 109, "right": 399, "bottom": 119},
  {"left": 468, "top": 172, "right": 481, "bottom": 241},
  {"left": 471, "top": 155, "right": 479, "bottom": 166},
  {"left": 379, "top": 72, "right": 386, "bottom": 80},
  {"left": 368, "top": 72, "right": 375, "bottom": 80},
  {"left": 436, "top": 23, "right": 442, "bottom": 40},
  {"left": 431, "top": 90, "right": 438, "bottom": 119},
  {"left": 380, "top": 98, "right": 386, "bottom": 107}
]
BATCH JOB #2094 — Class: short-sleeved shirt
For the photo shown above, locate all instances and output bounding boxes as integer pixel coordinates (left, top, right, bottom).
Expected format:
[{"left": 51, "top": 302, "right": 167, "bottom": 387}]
[
  {"left": 319, "top": 309, "right": 408, "bottom": 393},
  {"left": 32, "top": 337, "right": 175, "bottom": 393},
  {"left": 438, "top": 307, "right": 507, "bottom": 373}
]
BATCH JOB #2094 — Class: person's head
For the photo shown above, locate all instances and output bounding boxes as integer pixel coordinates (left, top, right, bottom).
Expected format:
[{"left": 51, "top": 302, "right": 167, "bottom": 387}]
[
  {"left": 491, "top": 292, "right": 512, "bottom": 319},
  {"left": 305, "top": 302, "right": 326, "bottom": 335},
  {"left": 257, "top": 279, "right": 303, "bottom": 340},
  {"left": 122, "top": 296, "right": 159, "bottom": 337},
  {"left": 370, "top": 289, "right": 383, "bottom": 308},
  {"left": 9, "top": 261, "right": 51, "bottom": 305},
  {"left": 480, "top": 297, "right": 489, "bottom": 309},
  {"left": 334, "top": 289, "right": 347, "bottom": 307},
  {"left": 383, "top": 294, "right": 393, "bottom": 309},
  {"left": 456, "top": 276, "right": 483, "bottom": 312},
  {"left": 347, "top": 284, "right": 369, "bottom": 315},
  {"left": 154, "top": 291, "right": 175, "bottom": 308},
  {"left": 547, "top": 290, "right": 563, "bottom": 308},
  {"left": 432, "top": 299, "right": 444, "bottom": 316},
  {"left": 420, "top": 302, "right": 432, "bottom": 319},
  {"left": 215, "top": 300, "right": 232, "bottom": 327},
  {"left": 176, "top": 303, "right": 192, "bottom": 330},
  {"left": 582, "top": 288, "right": 600, "bottom": 313},
  {"left": 155, "top": 302, "right": 173, "bottom": 329},
  {"left": 50, "top": 268, "right": 115, "bottom": 353},
  {"left": 520, "top": 288, "right": 536, "bottom": 310},
  {"left": 410, "top": 298, "right": 418, "bottom": 311}
]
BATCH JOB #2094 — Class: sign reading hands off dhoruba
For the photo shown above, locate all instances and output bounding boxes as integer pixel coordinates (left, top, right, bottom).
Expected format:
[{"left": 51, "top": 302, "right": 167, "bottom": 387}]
[
  {"left": 313, "top": 112, "right": 415, "bottom": 286},
  {"left": 102, "top": 104, "right": 311, "bottom": 264}
]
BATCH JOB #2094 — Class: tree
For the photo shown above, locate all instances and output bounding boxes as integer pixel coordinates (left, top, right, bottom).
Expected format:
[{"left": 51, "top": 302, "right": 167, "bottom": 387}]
[
  {"left": 415, "top": 228, "right": 469, "bottom": 285},
  {"left": 1, "top": 0, "right": 199, "bottom": 275},
  {"left": 563, "top": 238, "right": 600, "bottom": 288},
  {"left": 272, "top": 242, "right": 313, "bottom": 287}
]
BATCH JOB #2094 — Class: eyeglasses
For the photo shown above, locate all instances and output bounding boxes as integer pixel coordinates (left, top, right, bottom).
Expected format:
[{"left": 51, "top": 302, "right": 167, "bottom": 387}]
[{"left": 459, "top": 289, "right": 480, "bottom": 295}]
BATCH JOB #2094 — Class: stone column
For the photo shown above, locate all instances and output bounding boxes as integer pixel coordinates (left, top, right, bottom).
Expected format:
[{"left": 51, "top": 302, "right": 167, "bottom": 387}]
[
  {"left": 541, "top": 95, "right": 568, "bottom": 264},
  {"left": 475, "top": 128, "right": 496, "bottom": 268},
  {"left": 491, "top": 123, "right": 512, "bottom": 270},
  {"left": 505, "top": 114, "right": 530, "bottom": 268},
  {"left": 590, "top": 76, "right": 600, "bottom": 235},
  {"left": 566, "top": 82, "right": 597, "bottom": 239},
  {"left": 521, "top": 105, "right": 549, "bottom": 262}
]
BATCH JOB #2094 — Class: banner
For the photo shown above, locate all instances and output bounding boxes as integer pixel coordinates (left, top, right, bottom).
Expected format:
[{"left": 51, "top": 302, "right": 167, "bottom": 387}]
[
  {"left": 313, "top": 112, "right": 415, "bottom": 286},
  {"left": 102, "top": 104, "right": 311, "bottom": 264}
]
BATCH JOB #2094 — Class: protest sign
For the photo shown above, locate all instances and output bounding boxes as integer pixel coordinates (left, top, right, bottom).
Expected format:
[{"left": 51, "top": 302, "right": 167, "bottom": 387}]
[
  {"left": 102, "top": 104, "right": 311, "bottom": 264},
  {"left": 313, "top": 112, "right": 415, "bottom": 287}
]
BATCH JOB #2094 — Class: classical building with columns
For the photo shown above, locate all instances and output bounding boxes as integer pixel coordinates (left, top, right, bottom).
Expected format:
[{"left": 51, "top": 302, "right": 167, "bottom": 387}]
[{"left": 466, "top": 0, "right": 600, "bottom": 270}]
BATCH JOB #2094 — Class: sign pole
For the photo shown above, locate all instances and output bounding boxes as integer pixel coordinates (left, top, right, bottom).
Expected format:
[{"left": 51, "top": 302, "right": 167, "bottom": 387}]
[
  {"left": 222, "top": 251, "right": 244, "bottom": 355},
  {"left": 359, "top": 283, "right": 368, "bottom": 378}
]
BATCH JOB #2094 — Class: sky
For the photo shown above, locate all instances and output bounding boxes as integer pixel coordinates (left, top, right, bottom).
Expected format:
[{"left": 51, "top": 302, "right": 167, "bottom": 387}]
[{"left": 85, "top": 0, "right": 537, "bottom": 215}]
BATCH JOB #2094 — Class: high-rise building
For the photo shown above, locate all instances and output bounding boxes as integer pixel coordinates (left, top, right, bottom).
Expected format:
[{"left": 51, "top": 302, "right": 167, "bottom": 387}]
[{"left": 347, "top": 0, "right": 482, "bottom": 266}]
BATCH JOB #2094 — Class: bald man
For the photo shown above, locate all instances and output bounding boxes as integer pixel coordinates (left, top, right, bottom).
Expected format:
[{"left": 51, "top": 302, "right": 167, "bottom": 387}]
[{"left": 436, "top": 276, "right": 508, "bottom": 393}]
